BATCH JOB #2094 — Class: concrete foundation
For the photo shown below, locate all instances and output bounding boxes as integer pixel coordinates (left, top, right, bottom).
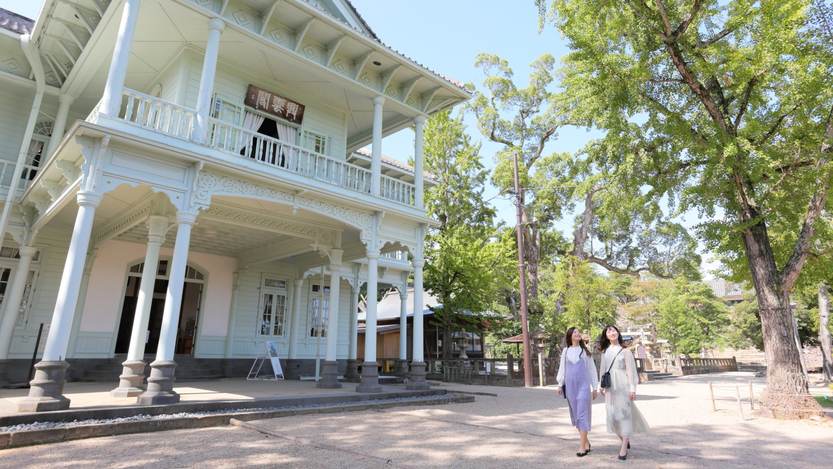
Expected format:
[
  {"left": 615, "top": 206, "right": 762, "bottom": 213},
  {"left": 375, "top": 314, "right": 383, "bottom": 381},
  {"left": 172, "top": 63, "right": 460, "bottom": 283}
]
[
  {"left": 316, "top": 360, "right": 342, "bottom": 389},
  {"left": 110, "top": 360, "right": 145, "bottom": 397},
  {"left": 16, "top": 361, "right": 71, "bottom": 412},
  {"left": 284, "top": 358, "right": 301, "bottom": 380},
  {"left": 137, "top": 360, "right": 179, "bottom": 405},
  {"left": 356, "top": 361, "right": 382, "bottom": 393},
  {"left": 406, "top": 361, "right": 430, "bottom": 390}
]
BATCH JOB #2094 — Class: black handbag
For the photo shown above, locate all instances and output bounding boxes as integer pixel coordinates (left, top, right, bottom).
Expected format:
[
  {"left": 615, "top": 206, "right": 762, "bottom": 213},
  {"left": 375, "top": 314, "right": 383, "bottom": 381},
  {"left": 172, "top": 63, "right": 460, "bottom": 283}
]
[
  {"left": 561, "top": 381, "right": 567, "bottom": 398},
  {"left": 600, "top": 348, "right": 623, "bottom": 388}
]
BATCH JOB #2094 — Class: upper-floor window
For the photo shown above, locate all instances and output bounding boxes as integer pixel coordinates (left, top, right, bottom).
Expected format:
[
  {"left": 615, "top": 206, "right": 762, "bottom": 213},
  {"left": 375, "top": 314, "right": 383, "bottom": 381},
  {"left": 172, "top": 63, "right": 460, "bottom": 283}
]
[
  {"left": 211, "top": 95, "right": 242, "bottom": 126},
  {"left": 302, "top": 130, "right": 328, "bottom": 156}
]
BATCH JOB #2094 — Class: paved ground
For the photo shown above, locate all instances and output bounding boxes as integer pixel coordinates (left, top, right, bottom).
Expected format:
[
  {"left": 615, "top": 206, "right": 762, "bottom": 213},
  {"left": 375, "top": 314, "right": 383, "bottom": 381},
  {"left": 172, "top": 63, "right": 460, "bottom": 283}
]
[{"left": 1, "top": 372, "right": 832, "bottom": 468}]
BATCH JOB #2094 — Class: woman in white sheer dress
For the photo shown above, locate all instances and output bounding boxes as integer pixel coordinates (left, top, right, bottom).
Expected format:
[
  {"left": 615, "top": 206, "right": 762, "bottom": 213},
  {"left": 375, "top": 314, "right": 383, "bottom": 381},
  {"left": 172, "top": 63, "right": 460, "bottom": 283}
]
[{"left": 598, "top": 324, "right": 650, "bottom": 461}]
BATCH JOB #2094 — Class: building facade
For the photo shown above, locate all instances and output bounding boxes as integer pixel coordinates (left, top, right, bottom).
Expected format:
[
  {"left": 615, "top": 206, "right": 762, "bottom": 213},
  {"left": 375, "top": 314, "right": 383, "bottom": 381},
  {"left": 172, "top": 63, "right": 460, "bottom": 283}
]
[{"left": 0, "top": 0, "right": 468, "bottom": 412}]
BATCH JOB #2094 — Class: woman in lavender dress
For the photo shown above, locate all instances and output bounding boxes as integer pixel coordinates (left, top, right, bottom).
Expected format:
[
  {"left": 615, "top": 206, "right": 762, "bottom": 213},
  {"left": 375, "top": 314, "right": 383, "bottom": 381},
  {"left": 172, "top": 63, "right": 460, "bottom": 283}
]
[{"left": 557, "top": 327, "right": 598, "bottom": 457}]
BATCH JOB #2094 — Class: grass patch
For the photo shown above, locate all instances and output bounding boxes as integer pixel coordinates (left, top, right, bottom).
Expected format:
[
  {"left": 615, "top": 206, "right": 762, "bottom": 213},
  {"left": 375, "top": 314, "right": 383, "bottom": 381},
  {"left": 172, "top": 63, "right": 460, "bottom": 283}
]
[{"left": 813, "top": 395, "right": 833, "bottom": 408}]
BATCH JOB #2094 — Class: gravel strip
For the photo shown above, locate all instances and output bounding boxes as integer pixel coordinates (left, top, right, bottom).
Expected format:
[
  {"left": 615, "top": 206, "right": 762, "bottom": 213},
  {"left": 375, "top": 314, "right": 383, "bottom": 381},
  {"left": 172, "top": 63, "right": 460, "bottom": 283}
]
[{"left": 0, "top": 393, "right": 457, "bottom": 434}]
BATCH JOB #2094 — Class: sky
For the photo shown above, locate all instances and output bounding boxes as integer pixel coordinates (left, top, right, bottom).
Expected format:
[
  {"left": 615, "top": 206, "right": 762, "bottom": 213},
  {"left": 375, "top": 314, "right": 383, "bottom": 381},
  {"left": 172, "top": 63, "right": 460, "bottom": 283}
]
[{"left": 0, "top": 0, "right": 719, "bottom": 275}]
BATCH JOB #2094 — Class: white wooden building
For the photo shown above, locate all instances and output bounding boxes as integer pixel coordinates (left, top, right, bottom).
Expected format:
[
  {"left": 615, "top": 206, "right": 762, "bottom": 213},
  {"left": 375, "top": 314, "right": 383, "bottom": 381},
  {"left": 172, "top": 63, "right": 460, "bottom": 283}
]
[{"left": 0, "top": 0, "right": 468, "bottom": 412}]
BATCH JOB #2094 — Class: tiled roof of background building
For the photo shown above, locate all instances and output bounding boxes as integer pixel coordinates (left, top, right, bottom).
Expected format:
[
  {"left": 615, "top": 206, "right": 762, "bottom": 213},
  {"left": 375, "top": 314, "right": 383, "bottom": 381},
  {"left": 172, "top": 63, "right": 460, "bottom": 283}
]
[{"left": 0, "top": 8, "right": 34, "bottom": 35}]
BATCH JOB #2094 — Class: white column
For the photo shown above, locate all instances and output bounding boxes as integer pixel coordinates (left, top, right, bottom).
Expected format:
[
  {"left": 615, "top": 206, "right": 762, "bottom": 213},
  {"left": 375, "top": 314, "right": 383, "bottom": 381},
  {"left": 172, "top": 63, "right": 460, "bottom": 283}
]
[
  {"left": 370, "top": 96, "right": 385, "bottom": 197},
  {"left": 413, "top": 115, "right": 426, "bottom": 209},
  {"left": 399, "top": 289, "right": 408, "bottom": 361},
  {"left": 46, "top": 94, "right": 75, "bottom": 158},
  {"left": 67, "top": 248, "right": 99, "bottom": 358},
  {"left": 43, "top": 192, "right": 102, "bottom": 361},
  {"left": 288, "top": 279, "right": 303, "bottom": 360},
  {"left": 223, "top": 270, "right": 241, "bottom": 359},
  {"left": 364, "top": 250, "right": 380, "bottom": 363},
  {"left": 126, "top": 216, "right": 167, "bottom": 361},
  {"left": 348, "top": 286, "right": 360, "bottom": 361},
  {"left": 0, "top": 246, "right": 38, "bottom": 360},
  {"left": 155, "top": 211, "right": 197, "bottom": 361},
  {"left": 193, "top": 18, "right": 226, "bottom": 143},
  {"left": 324, "top": 251, "right": 343, "bottom": 361},
  {"left": 412, "top": 258, "right": 425, "bottom": 363},
  {"left": 100, "top": 0, "right": 141, "bottom": 116}
]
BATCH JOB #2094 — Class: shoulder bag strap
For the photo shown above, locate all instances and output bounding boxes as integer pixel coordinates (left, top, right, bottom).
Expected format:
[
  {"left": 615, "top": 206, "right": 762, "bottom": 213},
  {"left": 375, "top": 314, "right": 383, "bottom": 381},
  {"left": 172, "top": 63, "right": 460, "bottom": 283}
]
[{"left": 606, "top": 348, "right": 624, "bottom": 374}]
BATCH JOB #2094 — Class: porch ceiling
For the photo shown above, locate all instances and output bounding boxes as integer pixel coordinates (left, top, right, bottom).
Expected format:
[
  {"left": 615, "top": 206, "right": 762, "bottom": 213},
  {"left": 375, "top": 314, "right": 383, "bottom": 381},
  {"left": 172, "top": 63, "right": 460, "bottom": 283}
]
[{"left": 40, "top": 185, "right": 364, "bottom": 261}]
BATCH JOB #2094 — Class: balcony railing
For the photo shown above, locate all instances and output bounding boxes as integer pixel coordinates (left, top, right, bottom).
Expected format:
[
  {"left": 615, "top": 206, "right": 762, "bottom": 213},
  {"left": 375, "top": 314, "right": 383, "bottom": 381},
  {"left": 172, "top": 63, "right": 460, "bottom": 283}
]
[
  {"left": 91, "top": 89, "right": 416, "bottom": 206},
  {"left": 116, "top": 89, "right": 197, "bottom": 140}
]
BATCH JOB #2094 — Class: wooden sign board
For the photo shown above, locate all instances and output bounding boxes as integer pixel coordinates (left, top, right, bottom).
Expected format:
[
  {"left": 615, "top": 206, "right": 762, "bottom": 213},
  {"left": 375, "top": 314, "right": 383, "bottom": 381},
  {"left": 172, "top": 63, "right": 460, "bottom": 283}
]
[{"left": 244, "top": 84, "right": 305, "bottom": 125}]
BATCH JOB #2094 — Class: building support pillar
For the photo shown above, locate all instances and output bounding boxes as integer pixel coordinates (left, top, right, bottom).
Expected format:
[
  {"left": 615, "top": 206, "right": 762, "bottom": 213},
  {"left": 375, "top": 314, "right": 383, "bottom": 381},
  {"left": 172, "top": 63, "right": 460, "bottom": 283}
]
[
  {"left": 222, "top": 266, "right": 243, "bottom": 377},
  {"left": 0, "top": 245, "right": 38, "bottom": 388},
  {"left": 318, "top": 251, "right": 343, "bottom": 388},
  {"left": 193, "top": 18, "right": 225, "bottom": 143},
  {"left": 407, "top": 257, "right": 429, "bottom": 390},
  {"left": 111, "top": 215, "right": 168, "bottom": 397},
  {"left": 66, "top": 248, "right": 99, "bottom": 362},
  {"left": 17, "top": 191, "right": 101, "bottom": 411},
  {"left": 395, "top": 289, "right": 409, "bottom": 377},
  {"left": 357, "top": 250, "right": 382, "bottom": 392},
  {"left": 46, "top": 94, "right": 75, "bottom": 158},
  {"left": 413, "top": 115, "right": 426, "bottom": 209},
  {"left": 344, "top": 285, "right": 361, "bottom": 381},
  {"left": 285, "top": 278, "right": 304, "bottom": 380},
  {"left": 100, "top": 0, "right": 141, "bottom": 116},
  {"left": 370, "top": 96, "right": 385, "bottom": 197},
  {"left": 138, "top": 211, "right": 197, "bottom": 405}
]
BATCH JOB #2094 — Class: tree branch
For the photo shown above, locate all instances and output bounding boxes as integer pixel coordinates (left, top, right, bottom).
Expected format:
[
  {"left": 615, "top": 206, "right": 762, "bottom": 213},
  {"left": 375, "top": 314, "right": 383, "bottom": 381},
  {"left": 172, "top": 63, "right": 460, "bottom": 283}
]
[
  {"left": 696, "top": 28, "right": 733, "bottom": 48},
  {"left": 733, "top": 76, "right": 757, "bottom": 131},
  {"left": 672, "top": 0, "right": 702, "bottom": 40},
  {"left": 780, "top": 104, "right": 833, "bottom": 290},
  {"left": 755, "top": 102, "right": 803, "bottom": 147}
]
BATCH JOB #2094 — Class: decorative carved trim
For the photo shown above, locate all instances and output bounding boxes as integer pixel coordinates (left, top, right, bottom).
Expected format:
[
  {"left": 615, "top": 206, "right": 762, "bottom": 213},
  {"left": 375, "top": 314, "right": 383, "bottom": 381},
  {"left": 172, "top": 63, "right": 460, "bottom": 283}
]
[
  {"left": 201, "top": 205, "right": 318, "bottom": 238},
  {"left": 92, "top": 199, "right": 155, "bottom": 245}
]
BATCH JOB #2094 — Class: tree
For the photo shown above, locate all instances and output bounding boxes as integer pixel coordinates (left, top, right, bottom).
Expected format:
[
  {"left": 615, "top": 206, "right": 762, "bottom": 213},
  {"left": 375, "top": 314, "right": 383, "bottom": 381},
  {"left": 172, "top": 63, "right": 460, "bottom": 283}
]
[
  {"left": 653, "top": 281, "right": 730, "bottom": 355},
  {"left": 420, "top": 110, "right": 513, "bottom": 358},
  {"left": 539, "top": 0, "right": 833, "bottom": 418},
  {"left": 548, "top": 259, "right": 622, "bottom": 340}
]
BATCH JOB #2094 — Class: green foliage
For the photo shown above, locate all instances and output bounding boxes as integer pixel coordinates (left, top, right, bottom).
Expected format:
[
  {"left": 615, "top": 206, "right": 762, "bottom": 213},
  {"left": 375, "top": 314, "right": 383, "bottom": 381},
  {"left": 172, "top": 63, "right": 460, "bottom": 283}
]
[
  {"left": 654, "top": 280, "right": 730, "bottom": 355},
  {"left": 727, "top": 292, "right": 821, "bottom": 350},
  {"left": 547, "top": 259, "right": 622, "bottom": 340},
  {"left": 421, "top": 111, "right": 515, "bottom": 354}
]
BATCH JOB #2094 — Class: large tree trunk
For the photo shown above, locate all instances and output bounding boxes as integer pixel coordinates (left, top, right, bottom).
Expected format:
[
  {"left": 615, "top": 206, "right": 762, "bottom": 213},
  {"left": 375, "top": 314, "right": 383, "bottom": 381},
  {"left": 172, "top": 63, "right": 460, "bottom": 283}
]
[
  {"left": 743, "top": 223, "right": 823, "bottom": 418},
  {"left": 820, "top": 284, "right": 833, "bottom": 385}
]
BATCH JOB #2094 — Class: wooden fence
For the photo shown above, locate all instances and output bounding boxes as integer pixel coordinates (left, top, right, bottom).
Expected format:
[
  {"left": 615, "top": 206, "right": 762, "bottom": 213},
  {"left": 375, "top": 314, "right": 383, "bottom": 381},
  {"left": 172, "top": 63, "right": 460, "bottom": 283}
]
[
  {"left": 424, "top": 354, "right": 559, "bottom": 386},
  {"left": 679, "top": 357, "right": 738, "bottom": 375}
]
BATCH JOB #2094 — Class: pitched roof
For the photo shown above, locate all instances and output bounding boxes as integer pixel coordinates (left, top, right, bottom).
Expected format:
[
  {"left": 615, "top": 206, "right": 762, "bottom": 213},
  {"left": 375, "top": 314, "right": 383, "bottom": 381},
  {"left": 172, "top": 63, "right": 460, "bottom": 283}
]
[
  {"left": 0, "top": 8, "right": 33, "bottom": 35},
  {"left": 354, "top": 147, "right": 437, "bottom": 181}
]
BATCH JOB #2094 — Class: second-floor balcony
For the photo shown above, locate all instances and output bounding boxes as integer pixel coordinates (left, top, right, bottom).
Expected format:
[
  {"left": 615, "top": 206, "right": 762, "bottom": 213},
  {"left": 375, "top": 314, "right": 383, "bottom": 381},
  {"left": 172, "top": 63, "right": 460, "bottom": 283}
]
[{"left": 87, "top": 88, "right": 418, "bottom": 208}]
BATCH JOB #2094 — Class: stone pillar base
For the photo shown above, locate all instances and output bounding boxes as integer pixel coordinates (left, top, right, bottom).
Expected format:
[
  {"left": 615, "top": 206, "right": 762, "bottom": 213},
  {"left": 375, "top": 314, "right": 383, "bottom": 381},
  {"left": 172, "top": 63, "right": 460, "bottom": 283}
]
[
  {"left": 406, "top": 361, "right": 430, "bottom": 390},
  {"left": 110, "top": 360, "right": 146, "bottom": 397},
  {"left": 316, "top": 360, "right": 342, "bottom": 389},
  {"left": 17, "top": 361, "right": 71, "bottom": 412},
  {"left": 344, "top": 359, "right": 359, "bottom": 382},
  {"left": 394, "top": 359, "right": 409, "bottom": 377},
  {"left": 0, "top": 359, "right": 10, "bottom": 389},
  {"left": 284, "top": 358, "right": 301, "bottom": 380},
  {"left": 137, "top": 360, "right": 179, "bottom": 405},
  {"left": 356, "top": 361, "right": 382, "bottom": 393}
]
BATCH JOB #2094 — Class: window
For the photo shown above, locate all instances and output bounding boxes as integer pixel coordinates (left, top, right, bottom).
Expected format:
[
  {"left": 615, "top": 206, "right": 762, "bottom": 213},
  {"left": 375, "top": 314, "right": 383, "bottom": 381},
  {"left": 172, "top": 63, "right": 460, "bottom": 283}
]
[
  {"left": 308, "top": 283, "right": 330, "bottom": 337},
  {"left": 259, "top": 277, "right": 287, "bottom": 337},
  {"left": 302, "top": 130, "right": 328, "bottom": 156},
  {"left": 211, "top": 94, "right": 242, "bottom": 126}
]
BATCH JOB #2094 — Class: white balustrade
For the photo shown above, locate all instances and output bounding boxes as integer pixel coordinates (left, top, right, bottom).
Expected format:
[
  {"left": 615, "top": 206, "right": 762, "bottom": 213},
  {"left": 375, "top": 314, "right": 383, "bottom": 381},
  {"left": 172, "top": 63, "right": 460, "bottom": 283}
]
[
  {"left": 111, "top": 89, "right": 197, "bottom": 140},
  {"left": 85, "top": 88, "right": 416, "bottom": 206}
]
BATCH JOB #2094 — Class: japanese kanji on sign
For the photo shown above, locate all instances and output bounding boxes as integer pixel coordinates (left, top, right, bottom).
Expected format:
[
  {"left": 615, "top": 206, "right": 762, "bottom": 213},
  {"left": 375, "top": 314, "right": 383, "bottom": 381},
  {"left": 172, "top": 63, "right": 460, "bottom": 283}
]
[{"left": 244, "top": 84, "right": 305, "bottom": 124}]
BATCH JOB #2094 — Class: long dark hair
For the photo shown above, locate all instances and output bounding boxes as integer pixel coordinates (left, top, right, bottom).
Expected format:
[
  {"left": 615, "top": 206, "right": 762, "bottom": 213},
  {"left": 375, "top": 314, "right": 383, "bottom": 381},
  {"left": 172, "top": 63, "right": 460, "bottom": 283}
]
[
  {"left": 598, "top": 324, "right": 626, "bottom": 352},
  {"left": 565, "top": 326, "right": 591, "bottom": 358}
]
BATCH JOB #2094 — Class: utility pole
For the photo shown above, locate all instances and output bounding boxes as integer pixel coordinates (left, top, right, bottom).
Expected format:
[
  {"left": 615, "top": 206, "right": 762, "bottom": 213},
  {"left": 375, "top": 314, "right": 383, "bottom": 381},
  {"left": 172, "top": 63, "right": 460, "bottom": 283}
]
[{"left": 513, "top": 152, "right": 533, "bottom": 388}]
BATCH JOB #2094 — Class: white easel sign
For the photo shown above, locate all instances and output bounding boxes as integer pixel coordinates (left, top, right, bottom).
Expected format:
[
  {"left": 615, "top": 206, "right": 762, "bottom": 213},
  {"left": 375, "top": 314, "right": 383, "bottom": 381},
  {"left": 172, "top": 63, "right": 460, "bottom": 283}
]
[{"left": 247, "top": 341, "right": 285, "bottom": 380}]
